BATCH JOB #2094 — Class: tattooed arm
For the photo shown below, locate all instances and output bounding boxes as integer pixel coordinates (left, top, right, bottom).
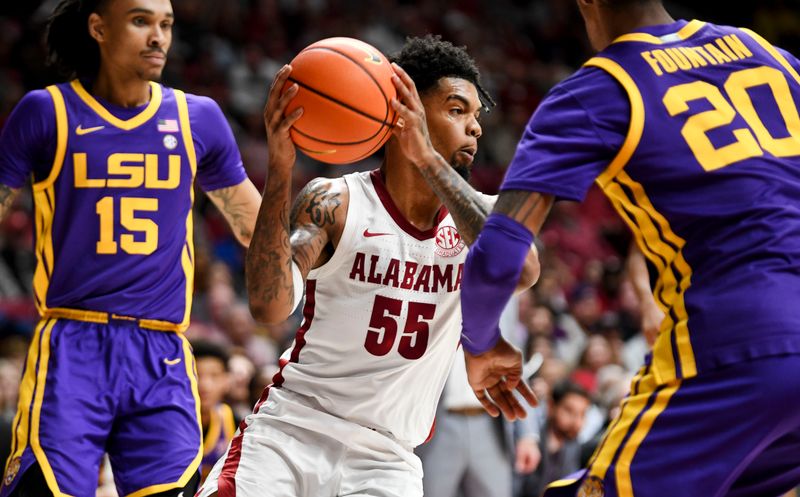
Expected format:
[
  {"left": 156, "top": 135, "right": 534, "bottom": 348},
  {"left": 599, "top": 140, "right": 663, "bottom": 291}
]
[
  {"left": 389, "top": 63, "right": 542, "bottom": 291},
  {"left": 206, "top": 178, "right": 261, "bottom": 247},
  {"left": 246, "top": 176, "right": 347, "bottom": 324},
  {"left": 246, "top": 64, "right": 348, "bottom": 324},
  {"left": 0, "top": 184, "right": 20, "bottom": 222}
]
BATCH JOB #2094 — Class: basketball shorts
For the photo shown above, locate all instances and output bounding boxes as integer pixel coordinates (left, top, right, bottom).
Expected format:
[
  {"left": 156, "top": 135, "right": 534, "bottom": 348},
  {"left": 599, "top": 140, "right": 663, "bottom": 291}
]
[
  {"left": 198, "top": 387, "right": 423, "bottom": 497},
  {"left": 1, "top": 316, "right": 202, "bottom": 497},
  {"left": 543, "top": 354, "right": 800, "bottom": 497}
]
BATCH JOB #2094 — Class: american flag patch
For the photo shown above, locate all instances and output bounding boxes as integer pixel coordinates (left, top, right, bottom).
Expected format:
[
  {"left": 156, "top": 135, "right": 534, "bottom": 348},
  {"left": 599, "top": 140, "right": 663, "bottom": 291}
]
[{"left": 157, "top": 119, "right": 179, "bottom": 132}]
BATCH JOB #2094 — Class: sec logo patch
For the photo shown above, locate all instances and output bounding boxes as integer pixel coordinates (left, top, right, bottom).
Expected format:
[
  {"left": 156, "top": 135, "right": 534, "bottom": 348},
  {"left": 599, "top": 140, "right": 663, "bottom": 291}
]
[{"left": 435, "top": 225, "right": 464, "bottom": 257}]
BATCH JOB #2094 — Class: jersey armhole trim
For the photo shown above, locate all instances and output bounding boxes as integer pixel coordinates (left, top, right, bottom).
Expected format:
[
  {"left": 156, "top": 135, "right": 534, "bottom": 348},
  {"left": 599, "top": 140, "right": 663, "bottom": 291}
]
[
  {"left": 739, "top": 28, "right": 800, "bottom": 85},
  {"left": 584, "top": 57, "right": 646, "bottom": 187},
  {"left": 32, "top": 86, "right": 68, "bottom": 192},
  {"left": 174, "top": 89, "right": 196, "bottom": 330}
]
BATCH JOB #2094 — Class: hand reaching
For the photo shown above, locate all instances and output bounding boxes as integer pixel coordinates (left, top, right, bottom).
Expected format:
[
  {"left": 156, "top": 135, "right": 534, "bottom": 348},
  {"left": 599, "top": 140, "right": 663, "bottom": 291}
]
[
  {"left": 389, "top": 63, "right": 440, "bottom": 167},
  {"left": 465, "top": 337, "right": 538, "bottom": 420},
  {"left": 264, "top": 64, "right": 304, "bottom": 172}
]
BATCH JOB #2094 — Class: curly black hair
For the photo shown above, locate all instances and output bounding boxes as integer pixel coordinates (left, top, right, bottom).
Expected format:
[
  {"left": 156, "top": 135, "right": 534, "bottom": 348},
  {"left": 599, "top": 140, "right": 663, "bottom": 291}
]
[
  {"left": 390, "top": 34, "right": 495, "bottom": 112},
  {"left": 46, "top": 0, "right": 113, "bottom": 79},
  {"left": 191, "top": 340, "right": 230, "bottom": 371}
]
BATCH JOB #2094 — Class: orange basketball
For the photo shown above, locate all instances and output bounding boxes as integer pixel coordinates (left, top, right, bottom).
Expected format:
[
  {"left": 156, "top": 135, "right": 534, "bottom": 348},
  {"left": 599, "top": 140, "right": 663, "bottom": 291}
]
[{"left": 283, "top": 37, "right": 398, "bottom": 164}]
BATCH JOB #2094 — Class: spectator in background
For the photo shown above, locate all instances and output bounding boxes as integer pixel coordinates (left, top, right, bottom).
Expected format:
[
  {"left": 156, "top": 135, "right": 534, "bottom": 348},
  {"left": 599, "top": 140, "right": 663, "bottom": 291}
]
[
  {"left": 192, "top": 340, "right": 236, "bottom": 483},
  {"left": 519, "top": 382, "right": 591, "bottom": 497}
]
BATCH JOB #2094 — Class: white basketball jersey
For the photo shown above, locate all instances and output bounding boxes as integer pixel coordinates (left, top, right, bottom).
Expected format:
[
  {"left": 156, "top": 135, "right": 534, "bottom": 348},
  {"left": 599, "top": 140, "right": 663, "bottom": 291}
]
[{"left": 274, "top": 169, "right": 471, "bottom": 447}]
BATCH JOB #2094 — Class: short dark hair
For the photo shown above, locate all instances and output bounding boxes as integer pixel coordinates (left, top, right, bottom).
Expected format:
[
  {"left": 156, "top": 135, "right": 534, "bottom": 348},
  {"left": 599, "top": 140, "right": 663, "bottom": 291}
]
[
  {"left": 46, "top": 0, "right": 112, "bottom": 79},
  {"left": 390, "top": 34, "right": 495, "bottom": 111},
  {"left": 191, "top": 340, "right": 230, "bottom": 371},
  {"left": 552, "top": 380, "right": 592, "bottom": 405}
]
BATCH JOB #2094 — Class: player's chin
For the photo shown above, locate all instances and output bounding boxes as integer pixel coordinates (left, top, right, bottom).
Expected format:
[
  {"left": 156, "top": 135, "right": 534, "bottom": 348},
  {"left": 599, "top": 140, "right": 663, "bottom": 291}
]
[
  {"left": 450, "top": 158, "right": 472, "bottom": 181},
  {"left": 139, "top": 63, "right": 166, "bottom": 82}
]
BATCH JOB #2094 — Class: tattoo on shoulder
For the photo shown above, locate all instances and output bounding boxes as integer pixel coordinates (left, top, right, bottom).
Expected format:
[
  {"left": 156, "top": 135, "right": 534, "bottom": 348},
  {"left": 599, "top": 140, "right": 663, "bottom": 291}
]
[{"left": 291, "top": 179, "right": 341, "bottom": 228}]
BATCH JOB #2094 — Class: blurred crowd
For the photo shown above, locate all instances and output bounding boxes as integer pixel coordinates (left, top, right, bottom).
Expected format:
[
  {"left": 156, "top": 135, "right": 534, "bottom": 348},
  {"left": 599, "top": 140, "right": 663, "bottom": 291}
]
[{"left": 1, "top": 0, "right": 799, "bottom": 496}]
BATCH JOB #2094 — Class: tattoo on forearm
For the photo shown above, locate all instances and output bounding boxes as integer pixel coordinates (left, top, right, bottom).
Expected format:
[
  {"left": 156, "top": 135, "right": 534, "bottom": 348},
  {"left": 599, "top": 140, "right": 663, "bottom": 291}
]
[
  {"left": 416, "top": 162, "right": 490, "bottom": 246},
  {"left": 209, "top": 186, "right": 254, "bottom": 243}
]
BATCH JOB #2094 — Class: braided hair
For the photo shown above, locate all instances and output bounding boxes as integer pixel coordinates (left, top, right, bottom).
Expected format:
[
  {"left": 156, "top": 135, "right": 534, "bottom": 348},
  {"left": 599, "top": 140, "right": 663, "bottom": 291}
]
[{"left": 46, "top": 0, "right": 113, "bottom": 79}]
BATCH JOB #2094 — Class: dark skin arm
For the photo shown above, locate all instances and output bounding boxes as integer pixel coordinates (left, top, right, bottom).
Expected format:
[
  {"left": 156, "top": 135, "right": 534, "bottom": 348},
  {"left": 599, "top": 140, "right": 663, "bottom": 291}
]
[
  {"left": 389, "top": 65, "right": 547, "bottom": 420},
  {"left": 246, "top": 65, "right": 348, "bottom": 324},
  {"left": 389, "top": 64, "right": 539, "bottom": 293}
]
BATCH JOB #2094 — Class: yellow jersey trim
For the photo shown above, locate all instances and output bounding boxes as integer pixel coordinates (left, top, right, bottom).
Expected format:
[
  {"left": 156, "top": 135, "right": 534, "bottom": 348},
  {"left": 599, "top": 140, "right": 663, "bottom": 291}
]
[
  {"left": 29, "top": 319, "right": 75, "bottom": 497},
  {"left": 204, "top": 403, "right": 236, "bottom": 455},
  {"left": 124, "top": 335, "right": 202, "bottom": 497},
  {"left": 610, "top": 20, "right": 706, "bottom": 46},
  {"left": 4, "top": 320, "right": 48, "bottom": 480},
  {"left": 614, "top": 173, "right": 696, "bottom": 380},
  {"left": 221, "top": 403, "right": 236, "bottom": 440},
  {"left": 585, "top": 56, "right": 697, "bottom": 383},
  {"left": 614, "top": 381, "right": 681, "bottom": 497},
  {"left": 203, "top": 408, "right": 222, "bottom": 455},
  {"left": 34, "top": 86, "right": 69, "bottom": 192},
  {"left": 174, "top": 89, "right": 197, "bottom": 330},
  {"left": 586, "top": 365, "right": 654, "bottom": 480},
  {"left": 739, "top": 28, "right": 800, "bottom": 85},
  {"left": 613, "top": 32, "right": 664, "bottom": 45},
  {"left": 585, "top": 57, "right": 645, "bottom": 186},
  {"left": 43, "top": 307, "right": 185, "bottom": 332},
  {"left": 70, "top": 80, "right": 162, "bottom": 130},
  {"left": 676, "top": 20, "right": 706, "bottom": 40},
  {"left": 545, "top": 477, "right": 580, "bottom": 489},
  {"left": 32, "top": 188, "right": 56, "bottom": 316}
]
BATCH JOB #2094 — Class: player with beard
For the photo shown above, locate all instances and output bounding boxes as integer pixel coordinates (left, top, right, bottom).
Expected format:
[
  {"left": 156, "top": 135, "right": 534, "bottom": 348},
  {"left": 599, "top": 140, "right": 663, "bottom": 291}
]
[{"left": 198, "top": 35, "right": 539, "bottom": 497}]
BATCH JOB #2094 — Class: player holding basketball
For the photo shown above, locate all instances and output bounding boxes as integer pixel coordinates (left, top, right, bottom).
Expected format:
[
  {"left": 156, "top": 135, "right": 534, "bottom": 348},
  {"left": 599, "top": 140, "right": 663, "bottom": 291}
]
[
  {"left": 197, "top": 35, "right": 539, "bottom": 497},
  {"left": 458, "top": 0, "right": 800, "bottom": 496},
  {"left": 0, "top": 0, "right": 260, "bottom": 496}
]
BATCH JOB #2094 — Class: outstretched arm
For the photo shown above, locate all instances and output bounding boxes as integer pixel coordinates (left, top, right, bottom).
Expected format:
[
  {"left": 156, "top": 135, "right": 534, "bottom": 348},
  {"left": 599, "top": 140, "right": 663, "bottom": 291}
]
[
  {"left": 206, "top": 178, "right": 261, "bottom": 247},
  {"left": 460, "top": 190, "right": 554, "bottom": 420}
]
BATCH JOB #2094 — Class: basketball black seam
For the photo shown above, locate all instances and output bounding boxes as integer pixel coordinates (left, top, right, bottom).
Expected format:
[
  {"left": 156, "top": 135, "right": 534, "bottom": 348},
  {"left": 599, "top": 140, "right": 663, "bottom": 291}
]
[
  {"left": 291, "top": 123, "right": 384, "bottom": 146},
  {"left": 299, "top": 45, "right": 392, "bottom": 124},
  {"left": 288, "top": 76, "right": 394, "bottom": 136}
]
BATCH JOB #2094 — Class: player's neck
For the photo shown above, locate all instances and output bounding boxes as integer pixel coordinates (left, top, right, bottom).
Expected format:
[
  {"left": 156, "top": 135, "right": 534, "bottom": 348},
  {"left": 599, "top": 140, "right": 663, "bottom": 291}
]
[
  {"left": 381, "top": 158, "right": 443, "bottom": 232},
  {"left": 90, "top": 67, "right": 153, "bottom": 108},
  {"left": 607, "top": 4, "right": 675, "bottom": 41}
]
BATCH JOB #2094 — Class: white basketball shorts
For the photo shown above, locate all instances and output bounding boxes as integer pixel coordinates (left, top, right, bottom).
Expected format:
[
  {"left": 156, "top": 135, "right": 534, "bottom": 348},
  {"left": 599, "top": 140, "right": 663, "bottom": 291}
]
[{"left": 197, "top": 387, "right": 423, "bottom": 497}]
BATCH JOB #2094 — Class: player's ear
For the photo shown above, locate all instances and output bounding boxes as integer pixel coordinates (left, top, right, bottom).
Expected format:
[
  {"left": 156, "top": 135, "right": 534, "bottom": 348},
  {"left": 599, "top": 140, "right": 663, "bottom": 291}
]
[{"left": 87, "top": 12, "right": 106, "bottom": 43}]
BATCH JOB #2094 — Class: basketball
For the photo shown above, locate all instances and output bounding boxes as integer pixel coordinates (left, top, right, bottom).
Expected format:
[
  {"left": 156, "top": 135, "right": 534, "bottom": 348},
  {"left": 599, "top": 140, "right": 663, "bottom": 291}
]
[{"left": 283, "top": 37, "right": 398, "bottom": 164}]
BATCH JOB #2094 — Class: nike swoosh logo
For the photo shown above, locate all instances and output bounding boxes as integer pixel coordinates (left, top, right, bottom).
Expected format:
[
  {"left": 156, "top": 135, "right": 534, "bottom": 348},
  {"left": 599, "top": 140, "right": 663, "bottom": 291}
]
[
  {"left": 163, "top": 357, "right": 182, "bottom": 366},
  {"left": 76, "top": 125, "right": 105, "bottom": 135},
  {"left": 363, "top": 229, "right": 393, "bottom": 238}
]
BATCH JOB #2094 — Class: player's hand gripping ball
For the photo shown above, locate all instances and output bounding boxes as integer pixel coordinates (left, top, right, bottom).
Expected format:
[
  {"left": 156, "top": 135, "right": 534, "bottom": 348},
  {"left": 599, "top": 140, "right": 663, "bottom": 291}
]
[{"left": 283, "top": 37, "right": 399, "bottom": 164}]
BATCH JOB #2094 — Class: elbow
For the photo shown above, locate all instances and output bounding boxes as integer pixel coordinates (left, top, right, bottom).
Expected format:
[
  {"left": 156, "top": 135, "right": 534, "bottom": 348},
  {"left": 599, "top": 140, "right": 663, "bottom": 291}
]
[
  {"left": 238, "top": 229, "right": 254, "bottom": 248},
  {"left": 515, "top": 251, "right": 541, "bottom": 293},
  {"left": 248, "top": 300, "right": 290, "bottom": 326}
]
